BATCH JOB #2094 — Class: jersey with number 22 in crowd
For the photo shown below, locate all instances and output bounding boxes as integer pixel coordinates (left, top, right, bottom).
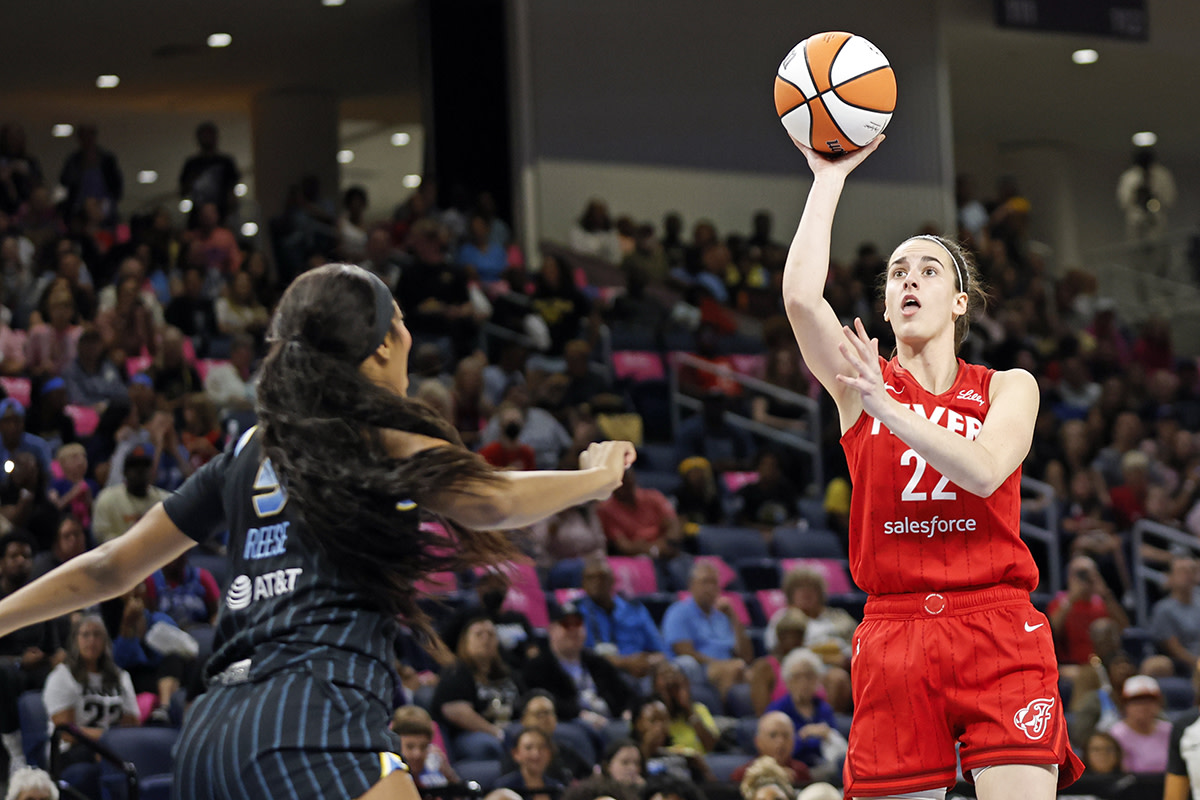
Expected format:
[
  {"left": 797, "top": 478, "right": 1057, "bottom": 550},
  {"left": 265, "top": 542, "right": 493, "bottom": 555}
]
[{"left": 840, "top": 357, "right": 1039, "bottom": 596}]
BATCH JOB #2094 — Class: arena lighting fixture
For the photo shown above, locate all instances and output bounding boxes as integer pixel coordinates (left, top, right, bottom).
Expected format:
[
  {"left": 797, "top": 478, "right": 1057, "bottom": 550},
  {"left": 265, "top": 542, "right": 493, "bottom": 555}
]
[
  {"left": 402, "top": 174, "right": 422, "bottom": 189},
  {"left": 1132, "top": 131, "right": 1158, "bottom": 147},
  {"left": 390, "top": 132, "right": 411, "bottom": 146},
  {"left": 179, "top": 199, "right": 193, "bottom": 213},
  {"left": 322, "top": 0, "right": 346, "bottom": 6},
  {"left": 52, "top": 124, "right": 74, "bottom": 138},
  {"left": 337, "top": 149, "right": 355, "bottom": 164},
  {"left": 241, "top": 222, "right": 259, "bottom": 237},
  {"left": 1071, "top": 49, "right": 1098, "bottom": 64},
  {"left": 207, "top": 33, "right": 233, "bottom": 48},
  {"left": 96, "top": 74, "right": 120, "bottom": 88},
  {"left": 3, "top": 460, "right": 13, "bottom": 474},
  {"left": 234, "top": 183, "right": 248, "bottom": 197},
  {"left": 137, "top": 170, "right": 159, "bottom": 184}
]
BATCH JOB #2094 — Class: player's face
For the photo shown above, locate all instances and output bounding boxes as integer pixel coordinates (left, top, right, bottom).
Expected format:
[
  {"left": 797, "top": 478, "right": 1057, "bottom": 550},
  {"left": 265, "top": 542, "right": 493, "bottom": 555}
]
[{"left": 884, "top": 239, "right": 966, "bottom": 343}]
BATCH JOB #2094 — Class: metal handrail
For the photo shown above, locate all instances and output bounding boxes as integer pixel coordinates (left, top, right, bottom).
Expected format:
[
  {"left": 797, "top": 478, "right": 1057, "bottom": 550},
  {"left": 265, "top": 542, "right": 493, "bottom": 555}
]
[
  {"left": 669, "top": 351, "right": 824, "bottom": 493},
  {"left": 1130, "top": 518, "right": 1199, "bottom": 625},
  {"left": 1019, "top": 477, "right": 1062, "bottom": 597},
  {"left": 50, "top": 724, "right": 139, "bottom": 800}
]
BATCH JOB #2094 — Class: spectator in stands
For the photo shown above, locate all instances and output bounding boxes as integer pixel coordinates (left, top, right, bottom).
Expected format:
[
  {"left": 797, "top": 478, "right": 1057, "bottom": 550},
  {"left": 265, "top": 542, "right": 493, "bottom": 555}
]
[
  {"left": 0, "top": 531, "right": 64, "bottom": 774},
  {"left": 29, "top": 378, "right": 75, "bottom": 455},
  {"left": 95, "top": 275, "right": 154, "bottom": 368},
  {"left": 96, "top": 257, "right": 164, "bottom": 328},
  {"left": 5, "top": 766, "right": 60, "bottom": 800},
  {"left": 602, "top": 739, "right": 645, "bottom": 788},
  {"left": 390, "top": 706, "right": 458, "bottom": 790},
  {"left": 152, "top": 327, "right": 203, "bottom": 409},
  {"left": 204, "top": 333, "right": 257, "bottom": 412},
  {"left": 661, "top": 560, "right": 753, "bottom": 700},
  {"left": 43, "top": 615, "right": 139, "bottom": 776},
  {"left": 451, "top": 355, "right": 491, "bottom": 449},
  {"left": 432, "top": 614, "right": 526, "bottom": 761},
  {"left": 1166, "top": 666, "right": 1200, "bottom": 800},
  {"left": 179, "top": 122, "right": 239, "bottom": 226},
  {"left": 49, "top": 445, "right": 95, "bottom": 532},
  {"left": 577, "top": 556, "right": 667, "bottom": 679},
  {"left": 58, "top": 124, "right": 122, "bottom": 223},
  {"left": 630, "top": 697, "right": 714, "bottom": 784},
  {"left": 457, "top": 214, "right": 508, "bottom": 284},
  {"left": 164, "top": 266, "right": 219, "bottom": 358},
  {"left": 524, "top": 601, "right": 633, "bottom": 733},
  {"left": 649, "top": 660, "right": 719, "bottom": 754},
  {"left": 480, "top": 403, "right": 538, "bottom": 471},
  {"left": 1083, "top": 731, "right": 1124, "bottom": 776},
  {"left": 751, "top": 348, "right": 811, "bottom": 436},
  {"left": 184, "top": 202, "right": 242, "bottom": 276},
  {"left": 31, "top": 515, "right": 87, "bottom": 580},
  {"left": 749, "top": 608, "right": 809, "bottom": 717},
  {"left": 570, "top": 200, "right": 621, "bottom": 265},
  {"left": 179, "top": 393, "right": 221, "bottom": 468},
  {"left": 1049, "top": 555, "right": 1130, "bottom": 670},
  {"left": 62, "top": 326, "right": 127, "bottom": 409},
  {"left": 1151, "top": 553, "right": 1200, "bottom": 676},
  {"left": 337, "top": 186, "right": 369, "bottom": 262},
  {"left": 440, "top": 568, "right": 538, "bottom": 670},
  {"left": 398, "top": 219, "right": 478, "bottom": 360},
  {"left": 530, "top": 255, "right": 594, "bottom": 359},
  {"left": 0, "top": 123, "right": 42, "bottom": 213},
  {"left": 1092, "top": 411, "right": 1144, "bottom": 488},
  {"left": 506, "top": 691, "right": 593, "bottom": 782},
  {"left": 563, "top": 339, "right": 612, "bottom": 409},
  {"left": 730, "top": 711, "right": 812, "bottom": 785},
  {"left": 26, "top": 283, "right": 83, "bottom": 379},
  {"left": 0, "top": 453, "right": 61, "bottom": 552},
  {"left": 1109, "top": 449, "right": 1152, "bottom": 531},
  {"left": 92, "top": 444, "right": 169, "bottom": 543},
  {"left": 484, "top": 342, "right": 528, "bottom": 407},
  {"left": 216, "top": 270, "right": 269, "bottom": 340},
  {"left": 764, "top": 567, "right": 855, "bottom": 712},
  {"left": 105, "top": 405, "right": 192, "bottom": 491},
  {"left": 145, "top": 551, "right": 219, "bottom": 629},
  {"left": 674, "top": 457, "right": 724, "bottom": 530},
  {"left": 738, "top": 757, "right": 795, "bottom": 800},
  {"left": 736, "top": 451, "right": 800, "bottom": 530},
  {"left": 597, "top": 467, "right": 683, "bottom": 561},
  {"left": 1110, "top": 674, "right": 1171, "bottom": 773},
  {"left": 528, "top": 503, "right": 606, "bottom": 569},
  {"left": 479, "top": 385, "right": 572, "bottom": 470},
  {"left": 767, "top": 649, "right": 844, "bottom": 780},
  {"left": 358, "top": 227, "right": 402, "bottom": 294},
  {"left": 496, "top": 727, "right": 566, "bottom": 800},
  {"left": 674, "top": 392, "right": 756, "bottom": 475},
  {"left": 111, "top": 581, "right": 198, "bottom": 725}
]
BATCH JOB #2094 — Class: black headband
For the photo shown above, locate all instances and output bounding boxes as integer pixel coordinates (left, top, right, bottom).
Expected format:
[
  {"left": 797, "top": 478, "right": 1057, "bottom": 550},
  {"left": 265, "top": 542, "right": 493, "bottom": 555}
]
[{"left": 359, "top": 271, "right": 396, "bottom": 362}]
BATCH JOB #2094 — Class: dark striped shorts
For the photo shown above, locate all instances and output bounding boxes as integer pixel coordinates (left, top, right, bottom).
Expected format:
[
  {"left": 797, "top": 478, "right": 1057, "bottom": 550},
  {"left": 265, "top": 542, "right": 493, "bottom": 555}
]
[{"left": 172, "top": 666, "right": 405, "bottom": 800}]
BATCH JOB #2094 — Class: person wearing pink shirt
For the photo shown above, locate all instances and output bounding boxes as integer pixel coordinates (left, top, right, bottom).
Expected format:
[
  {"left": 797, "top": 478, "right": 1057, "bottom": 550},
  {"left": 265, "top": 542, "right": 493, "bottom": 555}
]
[{"left": 597, "top": 467, "right": 682, "bottom": 559}]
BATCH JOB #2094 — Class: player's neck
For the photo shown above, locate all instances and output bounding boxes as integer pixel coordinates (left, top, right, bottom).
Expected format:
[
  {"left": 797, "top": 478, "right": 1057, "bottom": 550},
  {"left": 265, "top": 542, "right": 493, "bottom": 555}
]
[{"left": 895, "top": 336, "right": 959, "bottom": 394}]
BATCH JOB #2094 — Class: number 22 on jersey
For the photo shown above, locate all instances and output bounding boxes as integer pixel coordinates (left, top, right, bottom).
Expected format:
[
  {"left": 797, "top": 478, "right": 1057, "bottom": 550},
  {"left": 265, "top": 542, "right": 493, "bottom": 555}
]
[{"left": 899, "top": 449, "right": 956, "bottom": 502}]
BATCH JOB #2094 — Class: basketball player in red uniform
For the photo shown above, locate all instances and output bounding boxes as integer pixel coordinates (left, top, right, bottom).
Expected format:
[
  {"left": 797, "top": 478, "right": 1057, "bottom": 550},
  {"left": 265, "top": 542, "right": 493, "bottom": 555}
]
[{"left": 782, "top": 134, "right": 1083, "bottom": 800}]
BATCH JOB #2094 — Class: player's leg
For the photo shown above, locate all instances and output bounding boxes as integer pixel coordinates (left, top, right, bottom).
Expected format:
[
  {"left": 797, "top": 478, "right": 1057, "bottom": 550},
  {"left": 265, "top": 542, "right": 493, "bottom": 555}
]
[
  {"left": 973, "top": 764, "right": 1057, "bottom": 800},
  {"left": 357, "top": 769, "right": 421, "bottom": 800}
]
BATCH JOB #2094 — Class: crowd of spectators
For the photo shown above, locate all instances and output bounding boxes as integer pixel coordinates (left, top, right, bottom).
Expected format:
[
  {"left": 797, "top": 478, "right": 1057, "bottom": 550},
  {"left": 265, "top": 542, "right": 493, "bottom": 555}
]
[{"left": 2, "top": 115, "right": 1199, "bottom": 799}]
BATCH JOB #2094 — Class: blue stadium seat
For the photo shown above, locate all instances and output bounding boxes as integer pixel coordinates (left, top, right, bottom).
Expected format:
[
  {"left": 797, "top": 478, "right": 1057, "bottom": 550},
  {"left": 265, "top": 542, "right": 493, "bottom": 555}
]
[
  {"left": 454, "top": 759, "right": 503, "bottom": 791},
  {"left": 1058, "top": 675, "right": 1073, "bottom": 708},
  {"left": 189, "top": 624, "right": 217, "bottom": 664},
  {"left": 690, "top": 682, "right": 722, "bottom": 716},
  {"left": 1159, "top": 676, "right": 1195, "bottom": 710},
  {"left": 746, "top": 627, "right": 766, "bottom": 659},
  {"left": 635, "top": 593, "right": 678, "bottom": 626},
  {"left": 725, "top": 682, "right": 755, "bottom": 718},
  {"left": 741, "top": 594, "right": 767, "bottom": 628},
  {"left": 706, "top": 752, "right": 753, "bottom": 781},
  {"left": 696, "top": 526, "right": 769, "bottom": 561},
  {"left": 99, "top": 726, "right": 178, "bottom": 800},
  {"left": 736, "top": 558, "right": 781, "bottom": 591},
  {"left": 735, "top": 717, "right": 759, "bottom": 752},
  {"left": 546, "top": 558, "right": 585, "bottom": 589},
  {"left": 834, "top": 712, "right": 853, "bottom": 738},
  {"left": 772, "top": 526, "right": 843, "bottom": 559},
  {"left": 797, "top": 498, "right": 827, "bottom": 529},
  {"left": 828, "top": 594, "right": 866, "bottom": 620},
  {"left": 637, "top": 442, "right": 679, "bottom": 472},
  {"left": 18, "top": 690, "right": 48, "bottom": 768},
  {"left": 188, "top": 549, "right": 230, "bottom": 591},
  {"left": 1121, "top": 627, "right": 1157, "bottom": 662},
  {"left": 637, "top": 470, "right": 681, "bottom": 495}
]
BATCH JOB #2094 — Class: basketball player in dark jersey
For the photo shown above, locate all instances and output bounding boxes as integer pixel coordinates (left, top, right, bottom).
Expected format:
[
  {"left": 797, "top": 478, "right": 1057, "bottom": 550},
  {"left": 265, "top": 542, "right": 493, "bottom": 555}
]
[
  {"left": 0, "top": 264, "right": 636, "bottom": 800},
  {"left": 782, "top": 136, "right": 1082, "bottom": 800}
]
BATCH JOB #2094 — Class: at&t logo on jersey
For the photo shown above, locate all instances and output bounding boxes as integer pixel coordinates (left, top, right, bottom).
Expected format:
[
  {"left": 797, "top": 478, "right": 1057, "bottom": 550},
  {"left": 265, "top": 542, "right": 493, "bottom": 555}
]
[
  {"left": 226, "top": 568, "right": 303, "bottom": 610},
  {"left": 1013, "top": 696, "right": 1055, "bottom": 740}
]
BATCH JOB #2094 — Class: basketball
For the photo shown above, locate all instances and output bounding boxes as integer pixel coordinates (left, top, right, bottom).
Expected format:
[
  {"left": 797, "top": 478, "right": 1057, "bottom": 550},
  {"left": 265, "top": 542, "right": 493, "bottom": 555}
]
[{"left": 775, "top": 31, "right": 897, "bottom": 154}]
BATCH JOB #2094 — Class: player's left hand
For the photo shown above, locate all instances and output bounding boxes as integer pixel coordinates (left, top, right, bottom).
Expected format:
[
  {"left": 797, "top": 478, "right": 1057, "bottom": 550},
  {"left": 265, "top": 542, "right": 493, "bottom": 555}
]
[{"left": 835, "top": 318, "right": 889, "bottom": 417}]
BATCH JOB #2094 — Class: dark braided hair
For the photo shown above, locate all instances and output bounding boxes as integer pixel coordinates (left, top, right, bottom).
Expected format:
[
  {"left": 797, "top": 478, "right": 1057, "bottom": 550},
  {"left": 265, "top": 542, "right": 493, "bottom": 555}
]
[{"left": 255, "top": 263, "right": 514, "bottom": 645}]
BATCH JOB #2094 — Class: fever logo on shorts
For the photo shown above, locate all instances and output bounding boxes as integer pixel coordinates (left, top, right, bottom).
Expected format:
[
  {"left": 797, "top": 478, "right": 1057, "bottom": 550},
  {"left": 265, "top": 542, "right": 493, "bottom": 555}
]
[{"left": 1013, "top": 696, "right": 1055, "bottom": 740}]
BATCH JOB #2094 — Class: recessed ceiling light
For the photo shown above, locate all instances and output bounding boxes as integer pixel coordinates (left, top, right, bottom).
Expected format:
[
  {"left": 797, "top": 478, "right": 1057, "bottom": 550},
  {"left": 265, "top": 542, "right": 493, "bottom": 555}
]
[
  {"left": 234, "top": 183, "right": 248, "bottom": 197},
  {"left": 402, "top": 174, "right": 422, "bottom": 189},
  {"left": 96, "top": 74, "right": 120, "bottom": 89},
  {"left": 207, "top": 33, "right": 233, "bottom": 48},
  {"left": 179, "top": 199, "right": 193, "bottom": 213},
  {"left": 1071, "top": 49, "right": 1099, "bottom": 65},
  {"left": 1132, "top": 131, "right": 1158, "bottom": 147},
  {"left": 52, "top": 124, "right": 74, "bottom": 138},
  {"left": 241, "top": 222, "right": 259, "bottom": 237},
  {"left": 337, "top": 149, "right": 355, "bottom": 164},
  {"left": 322, "top": 0, "right": 346, "bottom": 6},
  {"left": 390, "top": 132, "right": 411, "bottom": 147},
  {"left": 137, "top": 170, "right": 159, "bottom": 184}
]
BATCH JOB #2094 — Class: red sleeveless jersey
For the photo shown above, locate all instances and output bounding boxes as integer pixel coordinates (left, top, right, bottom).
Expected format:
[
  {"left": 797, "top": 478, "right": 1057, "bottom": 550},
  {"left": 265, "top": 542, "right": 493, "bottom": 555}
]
[{"left": 839, "top": 357, "right": 1039, "bottom": 595}]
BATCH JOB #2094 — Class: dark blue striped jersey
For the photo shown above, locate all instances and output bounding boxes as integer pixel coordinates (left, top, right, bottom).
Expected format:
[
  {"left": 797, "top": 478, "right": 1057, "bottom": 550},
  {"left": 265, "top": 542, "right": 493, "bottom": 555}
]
[{"left": 162, "top": 427, "right": 406, "bottom": 700}]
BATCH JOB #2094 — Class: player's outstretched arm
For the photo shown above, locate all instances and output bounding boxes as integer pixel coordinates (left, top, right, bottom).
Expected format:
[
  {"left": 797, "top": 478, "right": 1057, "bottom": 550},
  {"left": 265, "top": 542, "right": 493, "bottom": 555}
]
[{"left": 0, "top": 504, "right": 195, "bottom": 639}]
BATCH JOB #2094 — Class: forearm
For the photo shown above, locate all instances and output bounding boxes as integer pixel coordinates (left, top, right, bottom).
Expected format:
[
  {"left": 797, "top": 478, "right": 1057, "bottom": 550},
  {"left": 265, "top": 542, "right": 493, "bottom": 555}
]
[
  {"left": 782, "top": 176, "right": 843, "bottom": 307},
  {"left": 487, "top": 468, "right": 620, "bottom": 529},
  {"left": 441, "top": 702, "right": 498, "bottom": 735}
]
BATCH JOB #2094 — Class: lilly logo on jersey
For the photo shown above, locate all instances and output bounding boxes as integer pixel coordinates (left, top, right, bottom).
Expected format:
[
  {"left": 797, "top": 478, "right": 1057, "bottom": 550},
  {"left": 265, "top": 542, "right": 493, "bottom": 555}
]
[
  {"left": 242, "top": 521, "right": 290, "bottom": 560},
  {"left": 870, "top": 404, "right": 983, "bottom": 440},
  {"left": 956, "top": 389, "right": 985, "bottom": 406},
  {"left": 226, "top": 568, "right": 304, "bottom": 610},
  {"left": 1012, "top": 696, "right": 1055, "bottom": 740}
]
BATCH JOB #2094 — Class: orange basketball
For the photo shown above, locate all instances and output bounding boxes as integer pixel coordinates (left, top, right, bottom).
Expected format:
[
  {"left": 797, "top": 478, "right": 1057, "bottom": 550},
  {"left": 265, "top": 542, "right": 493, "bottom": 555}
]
[{"left": 775, "top": 31, "right": 896, "bottom": 154}]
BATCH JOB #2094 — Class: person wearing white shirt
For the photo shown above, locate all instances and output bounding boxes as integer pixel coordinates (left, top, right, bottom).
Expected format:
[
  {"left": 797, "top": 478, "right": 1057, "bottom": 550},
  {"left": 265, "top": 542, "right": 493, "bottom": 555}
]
[{"left": 204, "top": 334, "right": 257, "bottom": 412}]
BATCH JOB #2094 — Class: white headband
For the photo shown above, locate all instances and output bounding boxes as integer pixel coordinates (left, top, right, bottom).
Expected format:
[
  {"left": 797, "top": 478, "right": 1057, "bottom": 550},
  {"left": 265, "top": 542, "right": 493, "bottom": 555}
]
[{"left": 907, "top": 235, "right": 966, "bottom": 292}]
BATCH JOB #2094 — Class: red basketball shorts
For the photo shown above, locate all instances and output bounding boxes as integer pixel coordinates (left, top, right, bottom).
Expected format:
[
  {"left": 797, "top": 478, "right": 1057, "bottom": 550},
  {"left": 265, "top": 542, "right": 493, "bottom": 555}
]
[{"left": 843, "top": 585, "right": 1084, "bottom": 798}]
